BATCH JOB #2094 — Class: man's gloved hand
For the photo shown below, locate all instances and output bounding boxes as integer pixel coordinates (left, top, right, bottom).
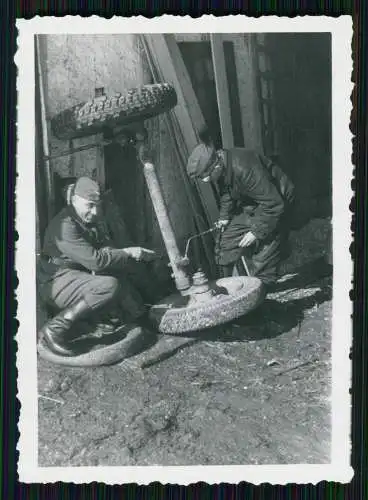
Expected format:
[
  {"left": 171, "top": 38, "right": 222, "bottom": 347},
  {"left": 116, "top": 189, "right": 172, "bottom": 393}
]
[
  {"left": 239, "top": 231, "right": 257, "bottom": 248},
  {"left": 124, "top": 247, "right": 156, "bottom": 262}
]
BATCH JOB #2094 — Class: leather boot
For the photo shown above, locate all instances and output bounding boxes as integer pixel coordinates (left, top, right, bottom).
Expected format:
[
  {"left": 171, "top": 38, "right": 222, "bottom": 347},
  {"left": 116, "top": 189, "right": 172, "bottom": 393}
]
[{"left": 40, "top": 298, "right": 92, "bottom": 356}]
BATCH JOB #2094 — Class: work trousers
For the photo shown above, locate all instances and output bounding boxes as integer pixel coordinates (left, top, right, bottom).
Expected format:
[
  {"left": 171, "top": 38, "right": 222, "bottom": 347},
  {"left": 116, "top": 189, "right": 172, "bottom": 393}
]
[
  {"left": 38, "top": 261, "right": 158, "bottom": 322},
  {"left": 215, "top": 209, "right": 289, "bottom": 285}
]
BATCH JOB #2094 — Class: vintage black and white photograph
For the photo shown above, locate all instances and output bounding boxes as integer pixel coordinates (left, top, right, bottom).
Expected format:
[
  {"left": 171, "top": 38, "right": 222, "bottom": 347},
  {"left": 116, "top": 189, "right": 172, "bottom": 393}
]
[{"left": 16, "top": 16, "right": 353, "bottom": 484}]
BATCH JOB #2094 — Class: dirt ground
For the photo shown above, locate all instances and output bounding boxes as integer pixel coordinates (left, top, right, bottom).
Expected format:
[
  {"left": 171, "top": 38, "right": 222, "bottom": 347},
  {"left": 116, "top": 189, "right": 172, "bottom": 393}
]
[{"left": 37, "top": 218, "right": 332, "bottom": 466}]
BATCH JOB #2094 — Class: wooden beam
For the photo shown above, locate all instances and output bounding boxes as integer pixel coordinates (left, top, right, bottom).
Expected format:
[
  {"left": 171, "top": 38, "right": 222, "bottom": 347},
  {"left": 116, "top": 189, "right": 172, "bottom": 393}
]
[
  {"left": 164, "top": 35, "right": 216, "bottom": 140},
  {"left": 144, "top": 34, "right": 219, "bottom": 227},
  {"left": 35, "top": 35, "right": 55, "bottom": 223},
  {"left": 210, "top": 34, "right": 235, "bottom": 149},
  {"left": 144, "top": 35, "right": 200, "bottom": 149},
  {"left": 141, "top": 34, "right": 218, "bottom": 276}
]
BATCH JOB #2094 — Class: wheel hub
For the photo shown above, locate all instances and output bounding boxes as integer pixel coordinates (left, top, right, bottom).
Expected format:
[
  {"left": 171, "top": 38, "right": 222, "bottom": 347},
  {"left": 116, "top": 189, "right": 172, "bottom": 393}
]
[{"left": 187, "top": 270, "right": 216, "bottom": 305}]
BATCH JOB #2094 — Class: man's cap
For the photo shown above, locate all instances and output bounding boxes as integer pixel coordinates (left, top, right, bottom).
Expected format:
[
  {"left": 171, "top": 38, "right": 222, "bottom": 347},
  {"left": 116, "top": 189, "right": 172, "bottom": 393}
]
[
  {"left": 73, "top": 177, "right": 101, "bottom": 202},
  {"left": 186, "top": 143, "right": 217, "bottom": 179}
]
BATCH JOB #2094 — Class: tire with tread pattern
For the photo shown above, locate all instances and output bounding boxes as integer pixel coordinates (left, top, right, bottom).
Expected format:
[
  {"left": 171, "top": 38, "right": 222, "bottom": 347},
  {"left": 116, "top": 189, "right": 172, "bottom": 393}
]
[
  {"left": 50, "top": 83, "right": 177, "bottom": 141},
  {"left": 37, "top": 324, "right": 150, "bottom": 367},
  {"left": 149, "top": 277, "right": 266, "bottom": 335}
]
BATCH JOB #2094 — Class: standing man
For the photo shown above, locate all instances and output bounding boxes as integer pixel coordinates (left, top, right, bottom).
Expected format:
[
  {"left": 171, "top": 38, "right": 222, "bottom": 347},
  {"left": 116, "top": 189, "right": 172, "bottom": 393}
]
[
  {"left": 38, "top": 176, "right": 159, "bottom": 356},
  {"left": 186, "top": 133, "right": 295, "bottom": 290}
]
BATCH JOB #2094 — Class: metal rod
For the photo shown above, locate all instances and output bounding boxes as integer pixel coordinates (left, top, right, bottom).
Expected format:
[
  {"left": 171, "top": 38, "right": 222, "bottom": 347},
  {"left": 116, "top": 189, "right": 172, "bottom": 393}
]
[
  {"left": 141, "top": 160, "right": 191, "bottom": 293},
  {"left": 241, "top": 256, "right": 251, "bottom": 277},
  {"left": 183, "top": 226, "right": 217, "bottom": 260}
]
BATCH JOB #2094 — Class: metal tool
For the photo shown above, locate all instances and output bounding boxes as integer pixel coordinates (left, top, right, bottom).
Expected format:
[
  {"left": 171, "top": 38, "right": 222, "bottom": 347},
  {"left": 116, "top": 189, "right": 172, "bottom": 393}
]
[
  {"left": 241, "top": 256, "right": 252, "bottom": 277},
  {"left": 178, "top": 226, "right": 218, "bottom": 267}
]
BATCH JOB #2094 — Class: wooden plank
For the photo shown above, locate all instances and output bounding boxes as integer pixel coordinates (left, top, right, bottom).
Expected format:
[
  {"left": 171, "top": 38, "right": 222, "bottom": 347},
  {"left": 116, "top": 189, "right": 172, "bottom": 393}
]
[
  {"left": 35, "top": 35, "right": 55, "bottom": 223},
  {"left": 140, "top": 35, "right": 218, "bottom": 276},
  {"left": 144, "top": 36, "right": 198, "bottom": 148},
  {"left": 254, "top": 41, "right": 279, "bottom": 157},
  {"left": 164, "top": 35, "right": 207, "bottom": 137},
  {"left": 223, "top": 41, "right": 245, "bottom": 147},
  {"left": 35, "top": 111, "right": 48, "bottom": 247},
  {"left": 210, "top": 34, "right": 235, "bottom": 149},
  {"left": 144, "top": 34, "right": 219, "bottom": 227}
]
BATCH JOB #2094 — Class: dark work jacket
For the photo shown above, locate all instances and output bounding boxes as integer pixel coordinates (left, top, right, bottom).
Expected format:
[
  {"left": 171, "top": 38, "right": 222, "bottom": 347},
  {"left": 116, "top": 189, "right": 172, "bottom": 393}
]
[
  {"left": 39, "top": 205, "right": 130, "bottom": 281},
  {"left": 218, "top": 148, "right": 295, "bottom": 241}
]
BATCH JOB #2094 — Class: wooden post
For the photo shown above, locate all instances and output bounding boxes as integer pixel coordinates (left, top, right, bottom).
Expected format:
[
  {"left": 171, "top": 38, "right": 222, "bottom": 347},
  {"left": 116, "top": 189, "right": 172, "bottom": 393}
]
[
  {"left": 210, "top": 34, "right": 235, "bottom": 149},
  {"left": 35, "top": 35, "right": 55, "bottom": 223},
  {"left": 144, "top": 34, "right": 219, "bottom": 228}
]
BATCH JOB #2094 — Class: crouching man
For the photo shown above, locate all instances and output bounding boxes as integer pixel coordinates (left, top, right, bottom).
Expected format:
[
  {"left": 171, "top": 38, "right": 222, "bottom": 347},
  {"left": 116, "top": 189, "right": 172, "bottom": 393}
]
[
  {"left": 187, "top": 133, "right": 295, "bottom": 290},
  {"left": 38, "top": 176, "right": 159, "bottom": 356}
]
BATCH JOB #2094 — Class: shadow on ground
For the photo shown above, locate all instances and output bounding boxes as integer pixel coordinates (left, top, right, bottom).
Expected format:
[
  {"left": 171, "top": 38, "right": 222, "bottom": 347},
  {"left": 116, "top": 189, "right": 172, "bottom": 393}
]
[
  {"left": 37, "top": 260, "right": 333, "bottom": 467},
  {"left": 191, "top": 257, "right": 332, "bottom": 343}
]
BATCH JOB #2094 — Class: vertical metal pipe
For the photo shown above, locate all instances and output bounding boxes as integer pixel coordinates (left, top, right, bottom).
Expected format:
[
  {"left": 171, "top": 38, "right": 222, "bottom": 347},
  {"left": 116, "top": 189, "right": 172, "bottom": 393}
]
[{"left": 142, "top": 161, "right": 191, "bottom": 293}]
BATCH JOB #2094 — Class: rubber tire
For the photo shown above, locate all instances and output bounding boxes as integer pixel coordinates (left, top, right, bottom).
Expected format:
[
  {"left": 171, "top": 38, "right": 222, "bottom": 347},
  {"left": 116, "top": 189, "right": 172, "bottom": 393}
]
[
  {"left": 51, "top": 83, "right": 177, "bottom": 141},
  {"left": 149, "top": 276, "right": 266, "bottom": 335},
  {"left": 37, "top": 324, "right": 150, "bottom": 367}
]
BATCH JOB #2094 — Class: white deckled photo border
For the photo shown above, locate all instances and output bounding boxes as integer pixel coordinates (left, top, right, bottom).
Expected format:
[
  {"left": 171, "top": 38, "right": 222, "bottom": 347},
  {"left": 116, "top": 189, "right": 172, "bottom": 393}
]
[{"left": 15, "top": 15, "right": 354, "bottom": 485}]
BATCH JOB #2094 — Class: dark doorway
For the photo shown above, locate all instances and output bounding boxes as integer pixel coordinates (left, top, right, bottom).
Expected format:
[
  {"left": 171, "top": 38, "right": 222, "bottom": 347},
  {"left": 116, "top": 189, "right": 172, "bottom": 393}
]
[
  {"left": 178, "top": 41, "right": 244, "bottom": 149},
  {"left": 104, "top": 141, "right": 148, "bottom": 244}
]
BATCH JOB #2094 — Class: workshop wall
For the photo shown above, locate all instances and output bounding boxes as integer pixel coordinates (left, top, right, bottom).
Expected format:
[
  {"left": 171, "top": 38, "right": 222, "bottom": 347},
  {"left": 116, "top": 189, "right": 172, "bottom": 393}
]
[
  {"left": 260, "top": 33, "right": 332, "bottom": 219},
  {"left": 39, "top": 34, "right": 148, "bottom": 180}
]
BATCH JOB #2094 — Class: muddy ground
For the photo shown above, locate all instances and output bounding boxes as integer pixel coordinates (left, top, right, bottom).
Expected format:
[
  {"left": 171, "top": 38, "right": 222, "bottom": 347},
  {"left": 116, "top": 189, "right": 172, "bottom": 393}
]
[{"left": 38, "top": 218, "right": 332, "bottom": 466}]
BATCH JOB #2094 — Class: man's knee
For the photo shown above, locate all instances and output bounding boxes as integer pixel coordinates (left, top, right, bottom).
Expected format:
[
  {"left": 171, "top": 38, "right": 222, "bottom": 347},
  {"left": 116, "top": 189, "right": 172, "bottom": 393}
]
[{"left": 95, "top": 276, "right": 121, "bottom": 303}]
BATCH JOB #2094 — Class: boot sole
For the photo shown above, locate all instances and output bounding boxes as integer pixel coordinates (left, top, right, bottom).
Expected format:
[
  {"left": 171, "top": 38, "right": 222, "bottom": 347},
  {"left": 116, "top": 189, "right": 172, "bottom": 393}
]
[{"left": 41, "top": 330, "right": 75, "bottom": 357}]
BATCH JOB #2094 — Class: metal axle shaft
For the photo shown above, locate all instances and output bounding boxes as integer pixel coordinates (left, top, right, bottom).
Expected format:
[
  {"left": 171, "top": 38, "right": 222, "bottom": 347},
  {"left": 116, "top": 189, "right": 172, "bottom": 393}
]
[{"left": 141, "top": 160, "right": 191, "bottom": 293}]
